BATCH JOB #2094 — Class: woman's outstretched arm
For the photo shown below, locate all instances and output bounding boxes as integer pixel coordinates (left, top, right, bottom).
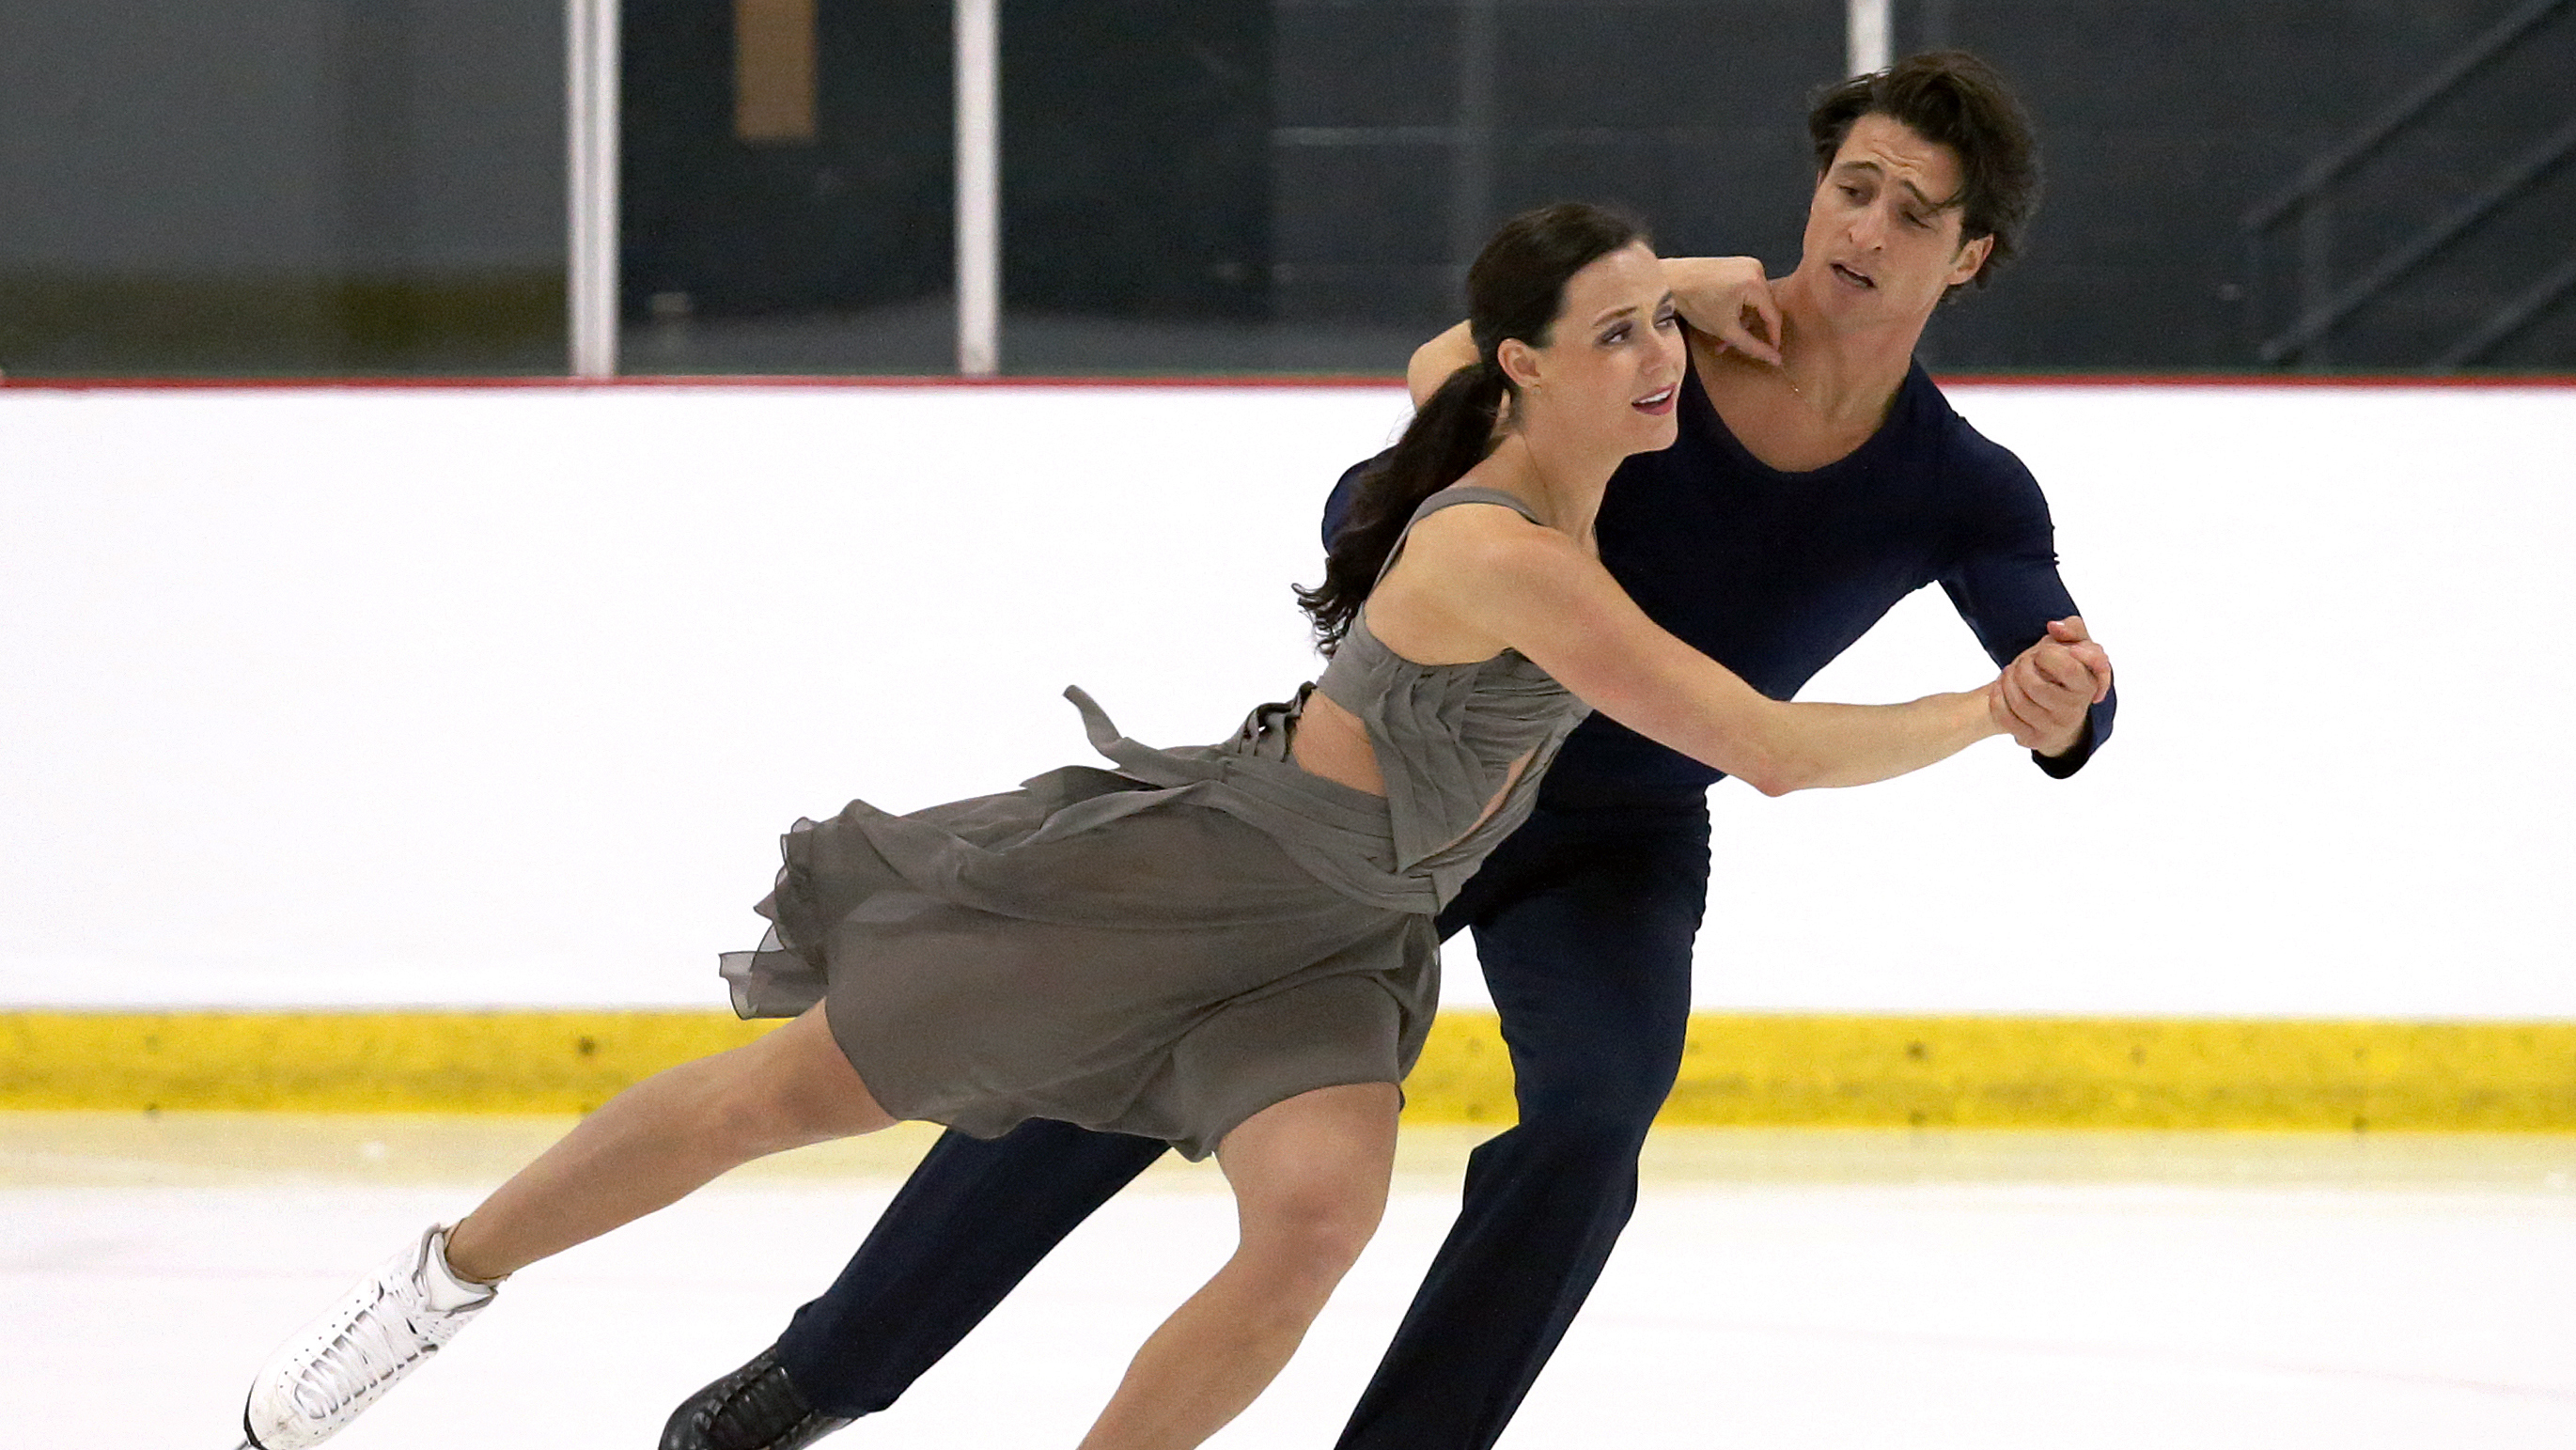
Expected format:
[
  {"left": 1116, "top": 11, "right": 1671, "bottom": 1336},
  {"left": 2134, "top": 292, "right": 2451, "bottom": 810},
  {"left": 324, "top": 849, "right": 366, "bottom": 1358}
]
[{"left": 1389, "top": 506, "right": 2040, "bottom": 797}]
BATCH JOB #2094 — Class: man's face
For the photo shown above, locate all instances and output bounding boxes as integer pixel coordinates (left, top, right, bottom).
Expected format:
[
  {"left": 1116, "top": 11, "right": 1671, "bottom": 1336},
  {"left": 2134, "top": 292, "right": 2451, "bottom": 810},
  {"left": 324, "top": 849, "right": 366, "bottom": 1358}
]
[{"left": 1799, "top": 113, "right": 1993, "bottom": 325}]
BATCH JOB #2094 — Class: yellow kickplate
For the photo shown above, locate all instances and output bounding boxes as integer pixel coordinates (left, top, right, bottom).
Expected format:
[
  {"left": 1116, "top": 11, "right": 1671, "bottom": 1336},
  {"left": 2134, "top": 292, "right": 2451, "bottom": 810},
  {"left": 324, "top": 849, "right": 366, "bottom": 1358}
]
[
  {"left": 0, "top": 1011, "right": 782, "bottom": 1115},
  {"left": 1401, "top": 1012, "right": 2576, "bottom": 1131},
  {"left": 5, "top": 1010, "right": 2573, "bottom": 1130}
]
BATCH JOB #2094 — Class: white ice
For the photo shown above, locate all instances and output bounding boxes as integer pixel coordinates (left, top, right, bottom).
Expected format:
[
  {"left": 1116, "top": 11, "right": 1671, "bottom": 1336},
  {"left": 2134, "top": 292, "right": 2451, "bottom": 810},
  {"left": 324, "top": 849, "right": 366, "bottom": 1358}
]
[{"left": 8, "top": 1115, "right": 2574, "bottom": 1449}]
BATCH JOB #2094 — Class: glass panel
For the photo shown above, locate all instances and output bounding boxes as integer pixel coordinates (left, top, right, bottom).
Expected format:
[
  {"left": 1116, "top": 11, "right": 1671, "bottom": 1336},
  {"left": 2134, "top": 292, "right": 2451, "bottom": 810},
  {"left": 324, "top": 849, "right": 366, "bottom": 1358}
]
[
  {"left": 621, "top": 0, "right": 957, "bottom": 374},
  {"left": 993, "top": 0, "right": 1839, "bottom": 377},
  {"left": 987, "top": 2, "right": 1305, "bottom": 372},
  {"left": 0, "top": 0, "right": 566, "bottom": 378},
  {"left": 1261, "top": 0, "right": 1833, "bottom": 374}
]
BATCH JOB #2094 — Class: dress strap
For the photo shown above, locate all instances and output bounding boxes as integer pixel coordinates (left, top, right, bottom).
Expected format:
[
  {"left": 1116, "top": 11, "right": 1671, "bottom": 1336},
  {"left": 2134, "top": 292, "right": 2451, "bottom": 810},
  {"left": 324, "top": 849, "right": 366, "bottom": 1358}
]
[
  {"left": 1407, "top": 484, "right": 1543, "bottom": 527},
  {"left": 1371, "top": 485, "right": 1545, "bottom": 586}
]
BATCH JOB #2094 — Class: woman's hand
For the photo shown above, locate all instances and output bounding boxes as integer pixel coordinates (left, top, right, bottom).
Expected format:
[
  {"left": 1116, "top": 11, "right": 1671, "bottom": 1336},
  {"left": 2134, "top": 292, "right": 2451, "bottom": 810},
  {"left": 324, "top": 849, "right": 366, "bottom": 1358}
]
[{"left": 1663, "top": 256, "right": 1784, "bottom": 366}]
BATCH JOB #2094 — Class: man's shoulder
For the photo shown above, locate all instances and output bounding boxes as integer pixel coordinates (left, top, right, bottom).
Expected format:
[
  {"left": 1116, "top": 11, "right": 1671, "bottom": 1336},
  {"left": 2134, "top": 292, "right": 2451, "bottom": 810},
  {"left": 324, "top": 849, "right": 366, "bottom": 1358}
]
[
  {"left": 1321, "top": 447, "right": 1392, "bottom": 545},
  {"left": 1899, "top": 364, "right": 2042, "bottom": 501}
]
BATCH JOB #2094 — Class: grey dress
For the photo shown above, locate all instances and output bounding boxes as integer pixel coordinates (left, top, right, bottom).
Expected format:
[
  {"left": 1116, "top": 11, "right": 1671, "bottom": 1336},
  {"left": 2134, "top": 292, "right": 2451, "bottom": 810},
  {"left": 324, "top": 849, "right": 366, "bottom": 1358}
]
[{"left": 719, "top": 487, "right": 1590, "bottom": 1159}]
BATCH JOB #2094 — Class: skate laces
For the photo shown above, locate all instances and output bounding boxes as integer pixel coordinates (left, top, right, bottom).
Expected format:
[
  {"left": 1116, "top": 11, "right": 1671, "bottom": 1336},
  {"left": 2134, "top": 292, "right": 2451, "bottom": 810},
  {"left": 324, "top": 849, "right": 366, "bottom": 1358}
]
[{"left": 291, "top": 1259, "right": 471, "bottom": 1419}]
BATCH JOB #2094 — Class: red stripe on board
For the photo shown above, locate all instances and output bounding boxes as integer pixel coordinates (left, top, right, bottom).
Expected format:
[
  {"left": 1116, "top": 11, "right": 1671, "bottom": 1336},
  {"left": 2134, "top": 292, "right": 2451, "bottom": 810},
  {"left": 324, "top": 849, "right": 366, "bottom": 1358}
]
[
  {"left": 1931, "top": 372, "right": 2576, "bottom": 389},
  {"left": 2, "top": 372, "right": 2571, "bottom": 394},
  {"left": 0, "top": 374, "right": 1409, "bottom": 393}
]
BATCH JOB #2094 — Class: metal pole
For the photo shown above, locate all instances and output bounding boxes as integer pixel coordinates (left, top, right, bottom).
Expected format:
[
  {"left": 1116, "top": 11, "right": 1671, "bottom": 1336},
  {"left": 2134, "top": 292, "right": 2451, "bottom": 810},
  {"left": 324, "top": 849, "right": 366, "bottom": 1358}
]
[
  {"left": 567, "top": 0, "right": 619, "bottom": 378},
  {"left": 955, "top": 0, "right": 1000, "bottom": 377},
  {"left": 1848, "top": 0, "right": 1891, "bottom": 75},
  {"left": 1444, "top": 0, "right": 1499, "bottom": 287}
]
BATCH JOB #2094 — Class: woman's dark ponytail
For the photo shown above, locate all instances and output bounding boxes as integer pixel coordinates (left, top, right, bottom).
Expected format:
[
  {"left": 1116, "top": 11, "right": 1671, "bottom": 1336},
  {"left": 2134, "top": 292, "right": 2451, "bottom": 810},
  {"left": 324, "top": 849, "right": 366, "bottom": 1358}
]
[
  {"left": 1293, "top": 359, "right": 1510, "bottom": 650},
  {"left": 1296, "top": 203, "right": 1644, "bottom": 652}
]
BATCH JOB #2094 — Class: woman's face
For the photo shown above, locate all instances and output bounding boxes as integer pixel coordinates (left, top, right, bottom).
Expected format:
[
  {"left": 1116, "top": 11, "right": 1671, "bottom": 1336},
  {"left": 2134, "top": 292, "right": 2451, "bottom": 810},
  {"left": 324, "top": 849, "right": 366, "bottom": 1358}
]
[{"left": 1507, "top": 241, "right": 1686, "bottom": 457}]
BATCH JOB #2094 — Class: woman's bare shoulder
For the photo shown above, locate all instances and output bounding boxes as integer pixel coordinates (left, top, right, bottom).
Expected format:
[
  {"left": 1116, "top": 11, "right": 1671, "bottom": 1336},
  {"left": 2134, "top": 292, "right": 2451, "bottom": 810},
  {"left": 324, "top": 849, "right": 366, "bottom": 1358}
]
[
  {"left": 1369, "top": 495, "right": 1595, "bottom": 663},
  {"left": 1399, "top": 491, "right": 1573, "bottom": 570}
]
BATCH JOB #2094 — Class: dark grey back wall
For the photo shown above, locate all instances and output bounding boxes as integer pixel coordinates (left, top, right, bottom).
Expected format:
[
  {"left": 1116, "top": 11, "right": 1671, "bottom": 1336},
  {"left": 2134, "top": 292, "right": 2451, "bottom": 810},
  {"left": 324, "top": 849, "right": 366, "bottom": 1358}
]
[
  {"left": 0, "top": 0, "right": 562, "bottom": 274},
  {"left": 1270, "top": 0, "right": 2576, "bottom": 370},
  {"left": 1272, "top": 0, "right": 1835, "bottom": 326},
  {"left": 1917, "top": 0, "right": 2576, "bottom": 370},
  {"left": 0, "top": 0, "right": 564, "bottom": 373},
  {"left": 2, "top": 0, "right": 2567, "bottom": 374}
]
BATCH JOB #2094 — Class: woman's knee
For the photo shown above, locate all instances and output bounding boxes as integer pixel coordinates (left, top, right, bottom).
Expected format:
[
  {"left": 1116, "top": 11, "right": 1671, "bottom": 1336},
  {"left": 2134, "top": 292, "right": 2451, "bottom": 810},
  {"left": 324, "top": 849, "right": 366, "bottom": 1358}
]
[
  {"left": 1262, "top": 1169, "right": 1391, "bottom": 1271},
  {"left": 1221, "top": 1084, "right": 1398, "bottom": 1283},
  {"left": 1236, "top": 1178, "right": 1384, "bottom": 1300}
]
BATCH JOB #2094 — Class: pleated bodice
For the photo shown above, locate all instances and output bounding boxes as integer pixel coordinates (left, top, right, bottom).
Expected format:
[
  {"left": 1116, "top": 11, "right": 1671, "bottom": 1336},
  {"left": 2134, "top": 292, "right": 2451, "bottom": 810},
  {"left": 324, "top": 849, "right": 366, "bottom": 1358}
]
[{"left": 1310, "top": 487, "right": 1591, "bottom": 905}]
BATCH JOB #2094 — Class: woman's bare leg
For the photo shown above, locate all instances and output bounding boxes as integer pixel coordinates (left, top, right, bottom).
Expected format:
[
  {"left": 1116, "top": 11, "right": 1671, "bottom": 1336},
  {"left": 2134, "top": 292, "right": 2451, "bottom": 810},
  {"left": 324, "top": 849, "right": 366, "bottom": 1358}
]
[
  {"left": 443, "top": 1004, "right": 894, "bottom": 1283},
  {"left": 1073, "top": 1081, "right": 1401, "bottom": 1450}
]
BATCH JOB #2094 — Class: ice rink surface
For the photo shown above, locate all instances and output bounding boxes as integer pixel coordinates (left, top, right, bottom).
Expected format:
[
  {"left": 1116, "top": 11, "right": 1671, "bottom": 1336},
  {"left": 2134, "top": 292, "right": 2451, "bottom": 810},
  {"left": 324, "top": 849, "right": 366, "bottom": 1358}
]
[{"left": 8, "top": 1115, "right": 2573, "bottom": 1449}]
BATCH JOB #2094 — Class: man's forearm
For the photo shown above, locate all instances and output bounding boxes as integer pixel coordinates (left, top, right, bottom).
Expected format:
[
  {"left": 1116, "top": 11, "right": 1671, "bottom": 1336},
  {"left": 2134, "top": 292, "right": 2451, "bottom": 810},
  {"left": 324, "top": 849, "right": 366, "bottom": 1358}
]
[{"left": 1407, "top": 321, "right": 1476, "bottom": 406}]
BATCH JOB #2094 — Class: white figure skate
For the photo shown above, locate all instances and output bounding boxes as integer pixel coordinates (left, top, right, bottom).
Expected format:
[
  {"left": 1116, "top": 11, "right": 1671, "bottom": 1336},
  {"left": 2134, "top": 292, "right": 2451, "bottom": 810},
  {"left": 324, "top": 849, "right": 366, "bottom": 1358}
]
[{"left": 236, "top": 1224, "right": 495, "bottom": 1449}]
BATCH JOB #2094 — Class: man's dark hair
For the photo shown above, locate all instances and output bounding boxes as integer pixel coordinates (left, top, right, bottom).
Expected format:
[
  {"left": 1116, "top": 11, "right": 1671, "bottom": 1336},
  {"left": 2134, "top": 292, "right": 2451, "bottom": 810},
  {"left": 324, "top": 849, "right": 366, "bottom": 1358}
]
[{"left": 1807, "top": 50, "right": 2040, "bottom": 292}]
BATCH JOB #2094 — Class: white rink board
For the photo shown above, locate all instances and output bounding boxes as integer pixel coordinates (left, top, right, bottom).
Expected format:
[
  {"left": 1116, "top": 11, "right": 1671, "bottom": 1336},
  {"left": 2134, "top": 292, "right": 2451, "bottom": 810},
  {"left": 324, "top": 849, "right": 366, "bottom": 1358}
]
[{"left": 2, "top": 381, "right": 2571, "bottom": 1016}]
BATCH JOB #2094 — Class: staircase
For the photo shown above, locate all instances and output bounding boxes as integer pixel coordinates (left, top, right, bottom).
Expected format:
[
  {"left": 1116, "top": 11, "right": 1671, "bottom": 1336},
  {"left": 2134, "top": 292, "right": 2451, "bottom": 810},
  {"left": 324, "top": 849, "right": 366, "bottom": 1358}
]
[{"left": 2241, "top": 0, "right": 2576, "bottom": 369}]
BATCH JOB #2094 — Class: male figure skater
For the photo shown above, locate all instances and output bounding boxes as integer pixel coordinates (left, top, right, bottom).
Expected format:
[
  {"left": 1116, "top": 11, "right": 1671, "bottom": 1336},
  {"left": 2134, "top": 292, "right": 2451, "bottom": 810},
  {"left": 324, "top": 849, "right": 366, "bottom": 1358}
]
[{"left": 665, "top": 50, "right": 2116, "bottom": 1450}]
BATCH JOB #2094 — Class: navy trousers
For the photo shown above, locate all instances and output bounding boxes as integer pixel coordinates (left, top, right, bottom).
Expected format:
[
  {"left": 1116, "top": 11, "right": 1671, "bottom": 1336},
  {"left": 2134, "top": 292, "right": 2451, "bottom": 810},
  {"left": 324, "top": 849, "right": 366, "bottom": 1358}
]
[{"left": 774, "top": 799, "right": 1712, "bottom": 1450}]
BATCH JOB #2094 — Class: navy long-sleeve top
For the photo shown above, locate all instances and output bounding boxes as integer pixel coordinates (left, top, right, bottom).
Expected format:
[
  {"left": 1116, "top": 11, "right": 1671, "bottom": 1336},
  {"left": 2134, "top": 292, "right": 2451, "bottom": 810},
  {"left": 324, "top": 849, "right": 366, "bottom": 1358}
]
[{"left": 1323, "top": 355, "right": 2117, "bottom": 810}]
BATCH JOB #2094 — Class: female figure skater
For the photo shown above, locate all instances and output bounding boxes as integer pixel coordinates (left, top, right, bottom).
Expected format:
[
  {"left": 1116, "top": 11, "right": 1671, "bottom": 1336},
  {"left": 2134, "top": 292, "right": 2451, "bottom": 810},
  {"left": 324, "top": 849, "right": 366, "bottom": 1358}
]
[{"left": 238, "top": 203, "right": 2072, "bottom": 1450}]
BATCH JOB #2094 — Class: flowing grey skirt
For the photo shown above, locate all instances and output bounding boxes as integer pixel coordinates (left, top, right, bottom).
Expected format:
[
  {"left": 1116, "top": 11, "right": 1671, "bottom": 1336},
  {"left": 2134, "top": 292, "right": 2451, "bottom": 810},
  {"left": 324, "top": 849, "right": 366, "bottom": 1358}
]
[{"left": 719, "top": 690, "right": 1441, "bottom": 1162}]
